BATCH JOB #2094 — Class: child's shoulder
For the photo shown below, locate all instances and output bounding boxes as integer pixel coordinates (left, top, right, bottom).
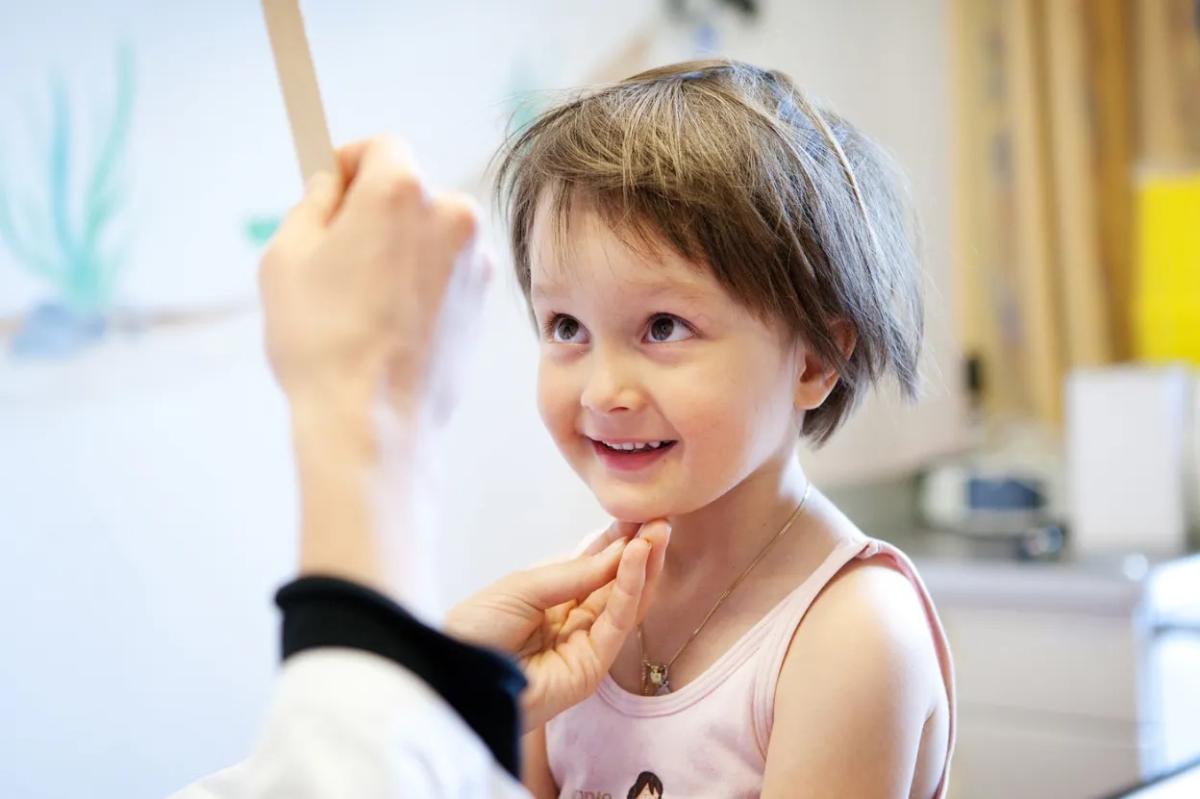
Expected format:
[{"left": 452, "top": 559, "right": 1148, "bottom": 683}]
[
  {"left": 793, "top": 501, "right": 934, "bottom": 644},
  {"left": 814, "top": 552, "right": 933, "bottom": 650},
  {"left": 765, "top": 534, "right": 952, "bottom": 793},
  {"left": 799, "top": 529, "right": 940, "bottom": 677},
  {"left": 773, "top": 513, "right": 947, "bottom": 710}
]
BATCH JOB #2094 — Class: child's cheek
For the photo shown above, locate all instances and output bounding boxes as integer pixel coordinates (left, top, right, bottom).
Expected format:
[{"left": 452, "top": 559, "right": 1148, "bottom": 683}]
[
  {"left": 536, "top": 363, "right": 579, "bottom": 452},
  {"left": 675, "top": 379, "right": 770, "bottom": 492}
]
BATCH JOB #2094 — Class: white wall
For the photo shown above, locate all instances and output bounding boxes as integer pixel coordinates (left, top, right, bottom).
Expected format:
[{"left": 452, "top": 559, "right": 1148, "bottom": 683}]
[{"left": 0, "top": 2, "right": 962, "bottom": 796}]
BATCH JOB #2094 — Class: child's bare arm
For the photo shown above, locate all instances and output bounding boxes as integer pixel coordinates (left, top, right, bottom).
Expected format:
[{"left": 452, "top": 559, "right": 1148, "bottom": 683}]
[
  {"left": 760, "top": 562, "right": 948, "bottom": 799},
  {"left": 521, "top": 726, "right": 558, "bottom": 798}
]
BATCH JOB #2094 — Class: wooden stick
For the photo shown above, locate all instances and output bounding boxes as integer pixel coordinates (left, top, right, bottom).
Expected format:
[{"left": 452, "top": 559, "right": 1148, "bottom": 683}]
[{"left": 261, "top": 0, "right": 335, "bottom": 181}]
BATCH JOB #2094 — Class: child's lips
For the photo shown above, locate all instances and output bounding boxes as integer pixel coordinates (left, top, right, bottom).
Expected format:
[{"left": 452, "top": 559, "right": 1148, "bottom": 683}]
[{"left": 588, "top": 438, "right": 677, "bottom": 472}]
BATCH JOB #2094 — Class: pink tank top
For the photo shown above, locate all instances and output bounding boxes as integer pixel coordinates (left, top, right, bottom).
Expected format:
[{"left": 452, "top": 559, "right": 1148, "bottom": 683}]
[{"left": 546, "top": 535, "right": 956, "bottom": 799}]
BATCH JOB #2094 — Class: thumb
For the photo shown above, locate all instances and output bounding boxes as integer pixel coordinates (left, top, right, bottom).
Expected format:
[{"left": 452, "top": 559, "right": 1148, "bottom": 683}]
[
  {"left": 301, "top": 170, "right": 343, "bottom": 225},
  {"left": 277, "top": 170, "right": 342, "bottom": 242},
  {"left": 513, "top": 537, "right": 627, "bottom": 610}
]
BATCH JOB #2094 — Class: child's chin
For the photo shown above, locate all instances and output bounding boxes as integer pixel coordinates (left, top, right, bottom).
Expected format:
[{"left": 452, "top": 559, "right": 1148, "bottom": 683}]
[{"left": 593, "top": 490, "right": 675, "bottom": 525}]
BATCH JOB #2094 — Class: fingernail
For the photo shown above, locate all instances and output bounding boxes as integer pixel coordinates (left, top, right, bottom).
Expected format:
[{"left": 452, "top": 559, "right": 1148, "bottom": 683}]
[
  {"left": 604, "top": 538, "right": 626, "bottom": 555},
  {"left": 637, "top": 520, "right": 670, "bottom": 538}
]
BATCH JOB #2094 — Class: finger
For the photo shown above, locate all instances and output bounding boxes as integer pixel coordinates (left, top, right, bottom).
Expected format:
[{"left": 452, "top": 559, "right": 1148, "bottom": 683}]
[
  {"left": 341, "top": 135, "right": 424, "bottom": 216},
  {"left": 432, "top": 192, "right": 482, "bottom": 255},
  {"left": 580, "top": 520, "right": 641, "bottom": 557},
  {"left": 511, "top": 537, "right": 627, "bottom": 611},
  {"left": 588, "top": 538, "right": 651, "bottom": 663},
  {"left": 273, "top": 169, "right": 341, "bottom": 243},
  {"left": 635, "top": 520, "right": 671, "bottom": 624},
  {"left": 558, "top": 580, "right": 611, "bottom": 642},
  {"left": 569, "top": 520, "right": 669, "bottom": 639},
  {"left": 335, "top": 138, "right": 373, "bottom": 184},
  {"left": 274, "top": 139, "right": 370, "bottom": 242},
  {"left": 346, "top": 135, "right": 416, "bottom": 182}
]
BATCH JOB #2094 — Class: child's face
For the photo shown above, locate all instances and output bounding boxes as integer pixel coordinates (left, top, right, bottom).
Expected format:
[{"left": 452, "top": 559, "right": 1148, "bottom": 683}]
[{"left": 529, "top": 199, "right": 803, "bottom": 522}]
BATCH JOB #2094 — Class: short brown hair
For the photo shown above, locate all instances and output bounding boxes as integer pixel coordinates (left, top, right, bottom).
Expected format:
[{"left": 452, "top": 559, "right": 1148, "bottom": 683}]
[{"left": 493, "top": 59, "right": 923, "bottom": 444}]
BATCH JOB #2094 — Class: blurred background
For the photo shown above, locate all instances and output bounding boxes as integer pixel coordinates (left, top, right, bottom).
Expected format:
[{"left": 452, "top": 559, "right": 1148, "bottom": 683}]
[{"left": 0, "top": 1, "right": 1197, "bottom": 797}]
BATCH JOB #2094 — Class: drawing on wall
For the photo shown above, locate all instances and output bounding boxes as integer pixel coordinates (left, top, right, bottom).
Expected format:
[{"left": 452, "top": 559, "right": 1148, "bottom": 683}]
[
  {"left": 0, "top": 43, "right": 251, "bottom": 363},
  {"left": 0, "top": 45, "right": 135, "bottom": 358}
]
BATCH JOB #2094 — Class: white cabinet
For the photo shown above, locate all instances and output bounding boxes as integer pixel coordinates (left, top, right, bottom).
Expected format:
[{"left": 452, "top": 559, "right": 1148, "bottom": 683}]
[{"left": 915, "top": 553, "right": 1200, "bottom": 799}]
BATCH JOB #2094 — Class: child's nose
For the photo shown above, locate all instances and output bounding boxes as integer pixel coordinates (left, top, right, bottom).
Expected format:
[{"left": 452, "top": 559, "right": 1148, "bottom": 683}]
[{"left": 579, "top": 348, "right": 643, "bottom": 414}]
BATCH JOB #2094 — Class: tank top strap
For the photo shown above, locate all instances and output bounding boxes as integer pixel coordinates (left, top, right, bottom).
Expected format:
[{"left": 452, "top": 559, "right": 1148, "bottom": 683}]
[
  {"left": 749, "top": 535, "right": 873, "bottom": 752},
  {"left": 748, "top": 535, "right": 957, "bottom": 798},
  {"left": 854, "top": 539, "right": 958, "bottom": 799}
]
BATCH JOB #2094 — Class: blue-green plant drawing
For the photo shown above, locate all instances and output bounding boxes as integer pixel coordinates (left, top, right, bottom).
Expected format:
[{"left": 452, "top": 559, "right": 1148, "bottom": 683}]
[
  {"left": 506, "top": 60, "right": 545, "bottom": 136},
  {"left": 0, "top": 45, "right": 136, "bottom": 358},
  {"left": 243, "top": 215, "right": 280, "bottom": 247}
]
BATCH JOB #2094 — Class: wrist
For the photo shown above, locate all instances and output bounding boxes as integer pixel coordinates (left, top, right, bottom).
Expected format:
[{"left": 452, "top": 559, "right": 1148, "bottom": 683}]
[
  {"left": 287, "top": 383, "right": 426, "bottom": 462},
  {"left": 520, "top": 683, "right": 554, "bottom": 733},
  {"left": 288, "top": 389, "right": 442, "bottom": 615},
  {"left": 289, "top": 399, "right": 404, "bottom": 591},
  {"left": 288, "top": 377, "right": 374, "bottom": 450}
]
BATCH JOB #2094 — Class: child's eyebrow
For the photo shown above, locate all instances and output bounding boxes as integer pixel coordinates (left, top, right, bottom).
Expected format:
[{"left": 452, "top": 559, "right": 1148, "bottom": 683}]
[
  {"left": 531, "top": 276, "right": 713, "bottom": 304},
  {"left": 631, "top": 279, "right": 712, "bottom": 304}
]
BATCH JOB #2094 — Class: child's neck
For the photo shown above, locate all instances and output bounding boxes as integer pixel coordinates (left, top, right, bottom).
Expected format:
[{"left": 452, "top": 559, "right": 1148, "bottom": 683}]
[{"left": 662, "top": 449, "right": 810, "bottom": 581}]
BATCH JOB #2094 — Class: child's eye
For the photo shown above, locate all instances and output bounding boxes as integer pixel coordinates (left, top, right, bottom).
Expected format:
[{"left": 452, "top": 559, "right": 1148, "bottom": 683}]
[
  {"left": 646, "top": 314, "right": 693, "bottom": 343},
  {"left": 544, "top": 313, "right": 588, "bottom": 344}
]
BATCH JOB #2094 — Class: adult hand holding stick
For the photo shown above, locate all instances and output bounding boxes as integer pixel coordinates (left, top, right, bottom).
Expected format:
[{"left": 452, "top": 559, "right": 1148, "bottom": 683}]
[{"left": 262, "top": 135, "right": 670, "bottom": 727}]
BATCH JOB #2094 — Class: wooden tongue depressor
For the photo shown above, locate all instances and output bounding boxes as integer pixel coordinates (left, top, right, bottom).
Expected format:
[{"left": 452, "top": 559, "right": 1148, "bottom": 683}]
[{"left": 261, "top": 0, "right": 336, "bottom": 182}]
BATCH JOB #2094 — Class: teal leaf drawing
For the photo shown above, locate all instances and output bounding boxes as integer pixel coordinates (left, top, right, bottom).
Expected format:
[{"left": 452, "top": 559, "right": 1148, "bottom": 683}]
[{"left": 0, "top": 44, "right": 136, "bottom": 315}]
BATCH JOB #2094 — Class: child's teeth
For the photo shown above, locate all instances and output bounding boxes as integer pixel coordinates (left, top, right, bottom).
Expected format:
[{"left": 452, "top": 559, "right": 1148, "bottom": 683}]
[{"left": 604, "top": 440, "right": 671, "bottom": 451}]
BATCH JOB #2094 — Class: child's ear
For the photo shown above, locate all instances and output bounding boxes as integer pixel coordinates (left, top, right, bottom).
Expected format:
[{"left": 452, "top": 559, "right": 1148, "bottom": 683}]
[{"left": 793, "top": 320, "right": 857, "bottom": 411}]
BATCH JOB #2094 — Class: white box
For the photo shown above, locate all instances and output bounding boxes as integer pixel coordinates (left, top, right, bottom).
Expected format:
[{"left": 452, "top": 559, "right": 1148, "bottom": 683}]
[{"left": 1066, "top": 366, "right": 1195, "bottom": 557}]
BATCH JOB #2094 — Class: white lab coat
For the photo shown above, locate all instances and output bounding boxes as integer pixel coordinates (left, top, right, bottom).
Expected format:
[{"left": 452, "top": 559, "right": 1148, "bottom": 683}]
[{"left": 174, "top": 649, "right": 530, "bottom": 798}]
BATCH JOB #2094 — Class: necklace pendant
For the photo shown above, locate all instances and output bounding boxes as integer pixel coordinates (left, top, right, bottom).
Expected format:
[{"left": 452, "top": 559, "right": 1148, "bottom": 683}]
[{"left": 642, "top": 661, "right": 671, "bottom": 696}]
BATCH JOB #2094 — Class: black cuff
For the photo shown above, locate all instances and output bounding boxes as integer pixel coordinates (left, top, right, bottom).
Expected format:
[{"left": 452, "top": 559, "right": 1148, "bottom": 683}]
[{"left": 275, "top": 576, "right": 526, "bottom": 778}]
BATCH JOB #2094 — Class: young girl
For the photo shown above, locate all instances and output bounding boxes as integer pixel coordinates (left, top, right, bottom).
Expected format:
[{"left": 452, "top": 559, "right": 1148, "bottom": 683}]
[{"left": 494, "top": 60, "right": 955, "bottom": 798}]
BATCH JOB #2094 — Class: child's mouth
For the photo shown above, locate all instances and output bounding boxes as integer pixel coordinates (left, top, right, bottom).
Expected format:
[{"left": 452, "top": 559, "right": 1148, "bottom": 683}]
[{"left": 589, "top": 438, "right": 677, "bottom": 472}]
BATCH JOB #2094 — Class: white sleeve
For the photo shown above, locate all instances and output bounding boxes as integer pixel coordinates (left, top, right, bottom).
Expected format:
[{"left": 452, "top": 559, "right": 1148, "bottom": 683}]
[{"left": 171, "top": 649, "right": 530, "bottom": 799}]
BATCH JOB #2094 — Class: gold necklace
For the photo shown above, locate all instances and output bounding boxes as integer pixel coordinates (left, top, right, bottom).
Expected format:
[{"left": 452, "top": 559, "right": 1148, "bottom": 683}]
[{"left": 638, "top": 482, "right": 813, "bottom": 696}]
